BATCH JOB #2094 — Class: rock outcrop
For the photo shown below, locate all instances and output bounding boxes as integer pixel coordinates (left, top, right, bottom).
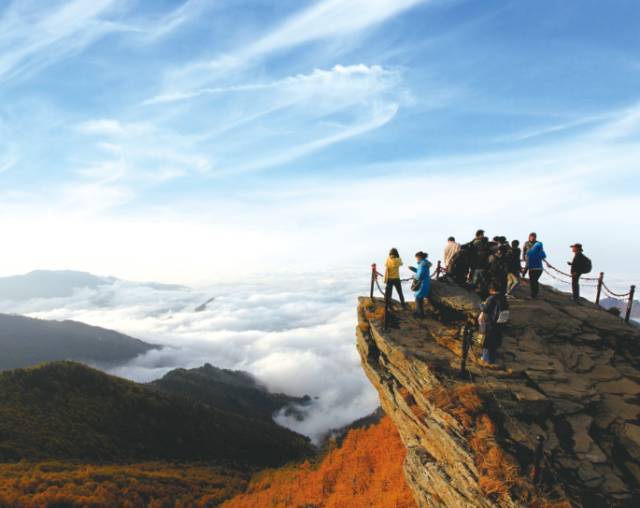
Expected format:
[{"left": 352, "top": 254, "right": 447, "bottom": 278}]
[{"left": 356, "top": 280, "right": 640, "bottom": 507}]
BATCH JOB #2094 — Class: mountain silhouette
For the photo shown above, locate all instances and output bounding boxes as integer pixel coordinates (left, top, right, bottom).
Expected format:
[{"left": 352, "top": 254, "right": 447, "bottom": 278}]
[
  {"left": 0, "top": 269, "right": 185, "bottom": 301},
  {"left": 0, "top": 361, "right": 313, "bottom": 466},
  {"left": 0, "top": 313, "right": 157, "bottom": 371},
  {"left": 149, "top": 363, "right": 312, "bottom": 422}
]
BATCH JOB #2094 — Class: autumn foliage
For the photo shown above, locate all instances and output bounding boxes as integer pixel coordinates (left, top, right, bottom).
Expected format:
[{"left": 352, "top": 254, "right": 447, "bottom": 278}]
[
  {"left": 0, "top": 462, "right": 249, "bottom": 508},
  {"left": 424, "top": 384, "right": 570, "bottom": 508},
  {"left": 222, "top": 416, "right": 417, "bottom": 508}
]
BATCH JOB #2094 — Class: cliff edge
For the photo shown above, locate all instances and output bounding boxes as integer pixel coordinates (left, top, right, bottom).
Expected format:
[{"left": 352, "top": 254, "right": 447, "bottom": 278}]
[{"left": 356, "top": 281, "right": 640, "bottom": 507}]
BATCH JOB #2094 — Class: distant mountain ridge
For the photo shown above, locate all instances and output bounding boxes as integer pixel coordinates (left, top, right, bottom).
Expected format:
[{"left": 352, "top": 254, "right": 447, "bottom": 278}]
[
  {"left": 600, "top": 296, "right": 640, "bottom": 318},
  {"left": 0, "top": 313, "right": 157, "bottom": 371},
  {"left": 0, "top": 361, "right": 313, "bottom": 466},
  {"left": 149, "top": 363, "right": 312, "bottom": 422},
  {"left": 0, "top": 269, "right": 186, "bottom": 301}
]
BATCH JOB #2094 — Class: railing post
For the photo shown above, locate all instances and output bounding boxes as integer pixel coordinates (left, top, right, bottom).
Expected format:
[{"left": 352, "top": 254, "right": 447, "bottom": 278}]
[
  {"left": 459, "top": 325, "right": 472, "bottom": 379},
  {"left": 625, "top": 285, "right": 636, "bottom": 324},
  {"left": 370, "top": 263, "right": 376, "bottom": 299},
  {"left": 436, "top": 260, "right": 442, "bottom": 280},
  {"left": 383, "top": 289, "right": 389, "bottom": 330},
  {"left": 595, "top": 272, "right": 604, "bottom": 305},
  {"left": 532, "top": 434, "right": 545, "bottom": 485}
]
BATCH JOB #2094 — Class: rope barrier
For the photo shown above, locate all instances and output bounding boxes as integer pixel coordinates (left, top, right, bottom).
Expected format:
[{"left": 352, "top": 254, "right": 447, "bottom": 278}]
[
  {"left": 543, "top": 268, "right": 571, "bottom": 285},
  {"left": 544, "top": 261, "right": 600, "bottom": 281},
  {"left": 601, "top": 282, "right": 631, "bottom": 299},
  {"left": 372, "top": 252, "right": 636, "bottom": 323},
  {"left": 542, "top": 269, "right": 598, "bottom": 288}
]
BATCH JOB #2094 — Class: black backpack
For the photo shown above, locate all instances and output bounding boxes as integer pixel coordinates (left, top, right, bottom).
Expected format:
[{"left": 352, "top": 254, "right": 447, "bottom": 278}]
[{"left": 582, "top": 255, "right": 592, "bottom": 274}]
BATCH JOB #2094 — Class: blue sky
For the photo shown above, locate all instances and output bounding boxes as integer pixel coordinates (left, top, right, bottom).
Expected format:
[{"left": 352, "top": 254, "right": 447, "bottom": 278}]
[{"left": 0, "top": 0, "right": 639, "bottom": 284}]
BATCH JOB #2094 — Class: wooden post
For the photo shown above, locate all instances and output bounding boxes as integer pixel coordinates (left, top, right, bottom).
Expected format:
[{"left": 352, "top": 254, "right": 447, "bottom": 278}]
[
  {"left": 595, "top": 272, "right": 604, "bottom": 305},
  {"left": 370, "top": 263, "right": 376, "bottom": 299},
  {"left": 459, "top": 325, "right": 472, "bottom": 380},
  {"left": 383, "top": 289, "right": 389, "bottom": 330},
  {"left": 532, "top": 434, "right": 545, "bottom": 485},
  {"left": 436, "top": 260, "right": 442, "bottom": 280},
  {"left": 625, "top": 285, "right": 636, "bottom": 324}
]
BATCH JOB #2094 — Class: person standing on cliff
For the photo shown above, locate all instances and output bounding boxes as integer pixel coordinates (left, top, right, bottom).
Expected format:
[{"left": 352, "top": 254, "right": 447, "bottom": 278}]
[
  {"left": 443, "top": 236, "right": 460, "bottom": 270},
  {"left": 525, "top": 235, "right": 547, "bottom": 298},
  {"left": 506, "top": 239, "right": 522, "bottom": 296},
  {"left": 410, "top": 252, "right": 432, "bottom": 318},
  {"left": 478, "top": 283, "right": 506, "bottom": 365},
  {"left": 465, "top": 230, "right": 491, "bottom": 298},
  {"left": 384, "top": 248, "right": 406, "bottom": 309},
  {"left": 521, "top": 232, "right": 537, "bottom": 276},
  {"left": 447, "top": 245, "right": 471, "bottom": 286},
  {"left": 568, "top": 243, "right": 591, "bottom": 302},
  {"left": 488, "top": 244, "right": 509, "bottom": 299}
]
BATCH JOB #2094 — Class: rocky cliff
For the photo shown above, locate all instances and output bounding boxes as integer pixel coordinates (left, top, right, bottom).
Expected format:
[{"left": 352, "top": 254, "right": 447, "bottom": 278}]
[{"left": 356, "top": 280, "right": 640, "bottom": 508}]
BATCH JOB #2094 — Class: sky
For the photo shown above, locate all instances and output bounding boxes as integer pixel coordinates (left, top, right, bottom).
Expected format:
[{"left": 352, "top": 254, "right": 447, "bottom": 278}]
[
  {"left": 1, "top": 0, "right": 640, "bottom": 285},
  {"left": 1, "top": 0, "right": 639, "bottom": 444}
]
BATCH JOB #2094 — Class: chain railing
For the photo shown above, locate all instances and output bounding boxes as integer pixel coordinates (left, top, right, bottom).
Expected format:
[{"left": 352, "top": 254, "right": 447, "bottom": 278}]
[
  {"left": 370, "top": 261, "right": 445, "bottom": 330},
  {"left": 543, "top": 260, "right": 636, "bottom": 322},
  {"left": 372, "top": 257, "right": 637, "bottom": 327}
]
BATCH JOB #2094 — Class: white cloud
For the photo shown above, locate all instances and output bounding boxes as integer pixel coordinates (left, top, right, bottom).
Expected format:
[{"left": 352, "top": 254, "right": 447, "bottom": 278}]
[
  {"left": 163, "top": 0, "right": 428, "bottom": 94},
  {"left": 146, "top": 63, "right": 395, "bottom": 105},
  {"left": 69, "top": 118, "right": 212, "bottom": 205},
  {"left": 138, "top": 0, "right": 210, "bottom": 42},
  {"left": 0, "top": 148, "right": 19, "bottom": 173},
  {"left": 2, "top": 123, "right": 639, "bottom": 286},
  {"left": 132, "top": 64, "right": 404, "bottom": 178},
  {"left": 0, "top": 274, "right": 381, "bottom": 443},
  {"left": 77, "top": 119, "right": 126, "bottom": 135},
  {"left": 0, "top": 0, "right": 126, "bottom": 81},
  {"left": 223, "top": 101, "right": 399, "bottom": 175},
  {"left": 591, "top": 101, "right": 640, "bottom": 140}
]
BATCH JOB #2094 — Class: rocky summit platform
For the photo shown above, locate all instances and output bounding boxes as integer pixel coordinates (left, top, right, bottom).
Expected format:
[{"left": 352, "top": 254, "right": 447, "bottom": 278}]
[{"left": 356, "top": 280, "right": 640, "bottom": 508}]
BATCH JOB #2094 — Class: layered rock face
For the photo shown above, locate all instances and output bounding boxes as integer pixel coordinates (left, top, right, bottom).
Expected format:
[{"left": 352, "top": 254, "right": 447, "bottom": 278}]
[{"left": 356, "top": 280, "right": 640, "bottom": 507}]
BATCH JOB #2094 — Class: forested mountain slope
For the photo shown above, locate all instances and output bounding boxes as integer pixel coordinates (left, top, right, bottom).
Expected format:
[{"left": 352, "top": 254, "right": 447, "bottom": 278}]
[{"left": 0, "top": 361, "right": 313, "bottom": 466}]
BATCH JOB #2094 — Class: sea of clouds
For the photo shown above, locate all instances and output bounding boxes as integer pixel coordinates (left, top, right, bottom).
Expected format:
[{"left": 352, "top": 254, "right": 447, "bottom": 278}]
[
  {"left": 0, "top": 271, "right": 380, "bottom": 443},
  {"left": 0, "top": 266, "right": 634, "bottom": 443}
]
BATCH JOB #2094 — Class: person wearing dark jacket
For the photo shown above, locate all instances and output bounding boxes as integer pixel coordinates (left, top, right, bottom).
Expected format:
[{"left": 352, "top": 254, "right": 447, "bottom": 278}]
[
  {"left": 507, "top": 240, "right": 521, "bottom": 296},
  {"left": 465, "top": 230, "right": 491, "bottom": 297},
  {"left": 488, "top": 245, "right": 509, "bottom": 295},
  {"left": 448, "top": 246, "right": 471, "bottom": 286},
  {"left": 568, "top": 243, "right": 590, "bottom": 302},
  {"left": 478, "top": 283, "right": 507, "bottom": 365}
]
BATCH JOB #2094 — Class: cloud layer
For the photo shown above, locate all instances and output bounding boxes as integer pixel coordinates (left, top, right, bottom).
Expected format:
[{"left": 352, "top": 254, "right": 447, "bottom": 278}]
[{"left": 0, "top": 274, "right": 380, "bottom": 443}]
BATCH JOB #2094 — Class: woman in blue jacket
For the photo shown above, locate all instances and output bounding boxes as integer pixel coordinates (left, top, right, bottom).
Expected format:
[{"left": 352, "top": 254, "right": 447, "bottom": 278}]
[
  {"left": 412, "top": 251, "right": 432, "bottom": 317},
  {"left": 526, "top": 239, "right": 547, "bottom": 298}
]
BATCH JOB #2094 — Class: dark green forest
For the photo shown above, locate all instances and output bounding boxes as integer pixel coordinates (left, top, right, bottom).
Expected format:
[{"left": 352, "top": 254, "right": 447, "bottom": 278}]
[
  {"left": 0, "top": 361, "right": 313, "bottom": 466},
  {"left": 149, "top": 363, "right": 311, "bottom": 422}
]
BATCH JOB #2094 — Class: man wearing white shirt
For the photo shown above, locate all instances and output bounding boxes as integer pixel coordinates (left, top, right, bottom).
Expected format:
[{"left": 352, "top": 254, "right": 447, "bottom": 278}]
[{"left": 444, "top": 236, "right": 460, "bottom": 269}]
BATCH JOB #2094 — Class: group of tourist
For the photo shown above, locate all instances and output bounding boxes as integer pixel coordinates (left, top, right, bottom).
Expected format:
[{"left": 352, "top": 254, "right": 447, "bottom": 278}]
[
  {"left": 382, "top": 230, "right": 592, "bottom": 365},
  {"left": 443, "top": 230, "right": 591, "bottom": 302},
  {"left": 383, "top": 249, "right": 432, "bottom": 319}
]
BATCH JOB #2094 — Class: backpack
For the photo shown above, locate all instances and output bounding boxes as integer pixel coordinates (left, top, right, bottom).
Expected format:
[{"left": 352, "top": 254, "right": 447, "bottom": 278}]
[{"left": 582, "top": 255, "right": 592, "bottom": 274}]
